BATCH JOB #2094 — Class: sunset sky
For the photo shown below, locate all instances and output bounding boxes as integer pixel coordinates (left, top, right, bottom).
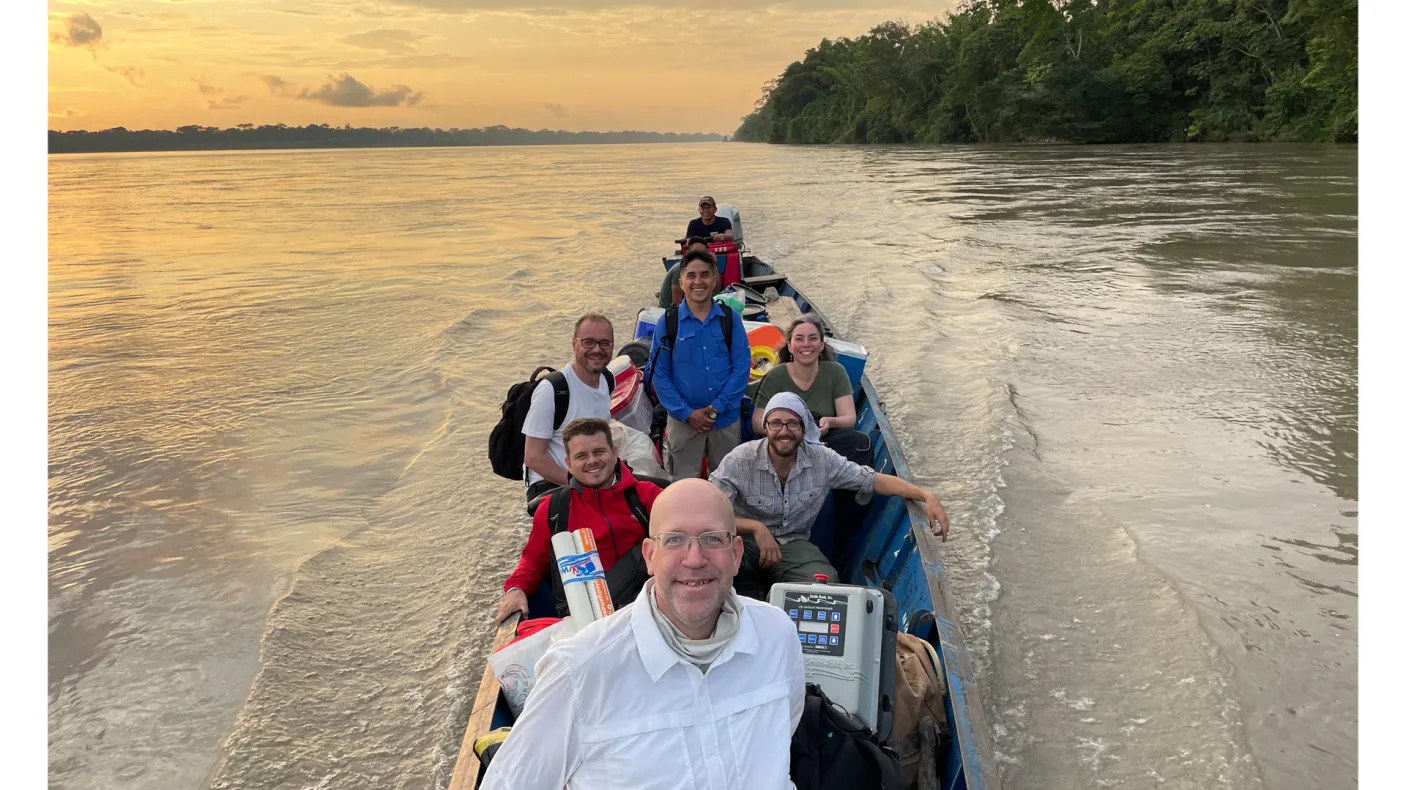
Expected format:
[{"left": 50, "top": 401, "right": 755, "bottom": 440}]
[{"left": 48, "top": 1, "right": 958, "bottom": 134}]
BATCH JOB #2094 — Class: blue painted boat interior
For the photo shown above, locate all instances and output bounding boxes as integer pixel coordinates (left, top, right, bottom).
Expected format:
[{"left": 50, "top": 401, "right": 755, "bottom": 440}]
[{"left": 485, "top": 252, "right": 992, "bottom": 790}]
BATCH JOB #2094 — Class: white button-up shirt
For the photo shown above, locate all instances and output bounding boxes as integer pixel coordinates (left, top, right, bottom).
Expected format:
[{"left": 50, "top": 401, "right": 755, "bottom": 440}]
[{"left": 481, "top": 593, "right": 806, "bottom": 790}]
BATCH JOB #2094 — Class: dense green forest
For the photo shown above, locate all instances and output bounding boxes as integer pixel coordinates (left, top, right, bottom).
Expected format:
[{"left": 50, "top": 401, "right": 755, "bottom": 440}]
[
  {"left": 735, "top": 0, "right": 1355, "bottom": 144},
  {"left": 49, "top": 124, "right": 725, "bottom": 154}
]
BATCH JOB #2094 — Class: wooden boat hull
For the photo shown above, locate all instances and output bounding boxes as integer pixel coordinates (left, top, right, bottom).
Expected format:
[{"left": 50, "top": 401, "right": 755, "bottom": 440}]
[{"left": 450, "top": 253, "right": 1000, "bottom": 790}]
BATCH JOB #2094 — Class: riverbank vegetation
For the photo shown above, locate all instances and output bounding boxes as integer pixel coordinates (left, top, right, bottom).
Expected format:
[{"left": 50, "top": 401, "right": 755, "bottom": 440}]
[{"left": 735, "top": 0, "right": 1355, "bottom": 144}]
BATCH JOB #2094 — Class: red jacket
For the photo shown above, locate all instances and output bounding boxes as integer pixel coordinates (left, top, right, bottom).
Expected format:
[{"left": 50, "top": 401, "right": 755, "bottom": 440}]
[{"left": 504, "top": 463, "right": 663, "bottom": 595}]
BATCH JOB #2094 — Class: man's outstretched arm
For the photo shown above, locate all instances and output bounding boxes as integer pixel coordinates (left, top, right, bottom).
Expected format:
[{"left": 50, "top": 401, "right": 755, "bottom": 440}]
[{"left": 873, "top": 473, "right": 950, "bottom": 540}]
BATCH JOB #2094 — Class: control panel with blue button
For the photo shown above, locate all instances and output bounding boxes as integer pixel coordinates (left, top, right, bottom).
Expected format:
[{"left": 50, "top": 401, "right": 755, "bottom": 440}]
[
  {"left": 782, "top": 591, "right": 847, "bottom": 656},
  {"left": 768, "top": 581, "right": 891, "bottom": 737}
]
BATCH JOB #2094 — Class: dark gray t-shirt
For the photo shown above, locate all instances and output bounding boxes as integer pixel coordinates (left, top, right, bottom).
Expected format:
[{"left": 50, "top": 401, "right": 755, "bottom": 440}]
[{"left": 686, "top": 215, "right": 732, "bottom": 240}]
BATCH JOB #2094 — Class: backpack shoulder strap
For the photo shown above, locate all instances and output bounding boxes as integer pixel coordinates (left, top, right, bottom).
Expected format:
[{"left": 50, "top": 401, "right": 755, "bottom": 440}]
[
  {"left": 720, "top": 303, "right": 734, "bottom": 361},
  {"left": 621, "top": 485, "right": 649, "bottom": 530},
  {"left": 605, "top": 368, "right": 615, "bottom": 394},
  {"left": 547, "top": 486, "right": 573, "bottom": 536},
  {"left": 796, "top": 688, "right": 826, "bottom": 790},
  {"left": 665, "top": 305, "right": 680, "bottom": 349},
  {"left": 547, "top": 371, "right": 570, "bottom": 431}
]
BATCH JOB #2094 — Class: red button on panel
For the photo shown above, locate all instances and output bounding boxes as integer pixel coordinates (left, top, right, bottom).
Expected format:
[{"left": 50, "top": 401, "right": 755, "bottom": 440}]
[{"left": 830, "top": 624, "right": 840, "bottom": 634}]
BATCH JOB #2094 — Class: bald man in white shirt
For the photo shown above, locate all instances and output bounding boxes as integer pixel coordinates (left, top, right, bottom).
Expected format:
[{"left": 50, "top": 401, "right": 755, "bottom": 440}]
[{"left": 481, "top": 478, "right": 806, "bottom": 790}]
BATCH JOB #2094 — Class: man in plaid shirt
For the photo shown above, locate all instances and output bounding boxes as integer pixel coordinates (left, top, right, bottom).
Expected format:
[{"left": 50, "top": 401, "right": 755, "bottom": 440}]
[{"left": 709, "top": 392, "right": 950, "bottom": 584}]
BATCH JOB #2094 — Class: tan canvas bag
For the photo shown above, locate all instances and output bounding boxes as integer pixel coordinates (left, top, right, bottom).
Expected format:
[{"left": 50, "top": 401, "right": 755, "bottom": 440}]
[{"left": 890, "top": 632, "right": 948, "bottom": 742}]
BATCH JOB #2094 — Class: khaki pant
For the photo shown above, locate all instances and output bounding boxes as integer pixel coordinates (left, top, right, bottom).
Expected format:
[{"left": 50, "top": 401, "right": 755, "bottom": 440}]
[
  {"left": 739, "top": 534, "right": 838, "bottom": 585},
  {"left": 664, "top": 417, "right": 740, "bottom": 480}
]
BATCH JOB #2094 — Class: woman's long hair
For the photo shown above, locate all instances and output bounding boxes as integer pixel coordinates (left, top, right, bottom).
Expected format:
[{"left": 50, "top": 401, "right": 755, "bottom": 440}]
[{"left": 778, "top": 314, "right": 834, "bottom": 363}]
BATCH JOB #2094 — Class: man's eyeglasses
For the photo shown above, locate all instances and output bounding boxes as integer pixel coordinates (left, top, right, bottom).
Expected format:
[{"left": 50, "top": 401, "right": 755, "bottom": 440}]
[
  {"left": 653, "top": 530, "right": 736, "bottom": 552},
  {"left": 577, "top": 338, "right": 614, "bottom": 350},
  {"left": 764, "top": 419, "right": 803, "bottom": 433}
]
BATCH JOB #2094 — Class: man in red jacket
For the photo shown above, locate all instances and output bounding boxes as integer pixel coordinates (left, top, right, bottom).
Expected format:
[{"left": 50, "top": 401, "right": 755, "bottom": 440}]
[{"left": 496, "top": 418, "right": 665, "bottom": 623}]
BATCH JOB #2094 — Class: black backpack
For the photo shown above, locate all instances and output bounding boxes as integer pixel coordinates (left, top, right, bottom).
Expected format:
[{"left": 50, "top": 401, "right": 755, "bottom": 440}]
[
  {"left": 487, "top": 366, "right": 615, "bottom": 480},
  {"left": 790, "top": 683, "right": 908, "bottom": 790},
  {"left": 543, "top": 474, "right": 652, "bottom": 616},
  {"left": 644, "top": 303, "right": 736, "bottom": 403}
]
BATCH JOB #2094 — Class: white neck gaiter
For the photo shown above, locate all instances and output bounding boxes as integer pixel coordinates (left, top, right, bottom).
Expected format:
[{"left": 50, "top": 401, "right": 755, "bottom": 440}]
[{"left": 644, "top": 578, "right": 742, "bottom": 674}]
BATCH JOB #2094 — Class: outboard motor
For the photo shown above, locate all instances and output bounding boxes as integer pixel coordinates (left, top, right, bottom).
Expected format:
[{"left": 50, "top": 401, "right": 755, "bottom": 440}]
[{"left": 714, "top": 203, "right": 744, "bottom": 245}]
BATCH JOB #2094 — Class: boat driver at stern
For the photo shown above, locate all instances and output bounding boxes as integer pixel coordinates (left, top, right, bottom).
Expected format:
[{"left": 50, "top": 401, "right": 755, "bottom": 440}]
[
  {"left": 481, "top": 478, "right": 806, "bottom": 790},
  {"left": 686, "top": 195, "right": 733, "bottom": 244}
]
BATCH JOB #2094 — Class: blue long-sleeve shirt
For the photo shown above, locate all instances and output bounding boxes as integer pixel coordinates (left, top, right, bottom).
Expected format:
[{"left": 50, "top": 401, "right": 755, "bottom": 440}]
[{"left": 649, "top": 303, "right": 751, "bottom": 428}]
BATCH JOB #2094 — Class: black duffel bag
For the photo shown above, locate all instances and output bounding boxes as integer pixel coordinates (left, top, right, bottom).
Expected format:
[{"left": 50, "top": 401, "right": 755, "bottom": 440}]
[{"left": 791, "top": 683, "right": 908, "bottom": 790}]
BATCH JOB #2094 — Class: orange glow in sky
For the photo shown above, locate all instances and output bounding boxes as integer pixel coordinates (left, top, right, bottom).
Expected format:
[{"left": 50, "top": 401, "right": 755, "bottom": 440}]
[{"left": 48, "top": 1, "right": 957, "bottom": 133}]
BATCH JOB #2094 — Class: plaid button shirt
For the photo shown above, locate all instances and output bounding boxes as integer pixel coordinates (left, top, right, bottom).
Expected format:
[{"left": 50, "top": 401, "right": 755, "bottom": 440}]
[{"left": 709, "top": 439, "right": 876, "bottom": 544}]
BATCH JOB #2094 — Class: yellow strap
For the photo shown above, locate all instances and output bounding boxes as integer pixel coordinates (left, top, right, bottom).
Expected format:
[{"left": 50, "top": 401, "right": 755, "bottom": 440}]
[{"left": 473, "top": 726, "right": 512, "bottom": 758}]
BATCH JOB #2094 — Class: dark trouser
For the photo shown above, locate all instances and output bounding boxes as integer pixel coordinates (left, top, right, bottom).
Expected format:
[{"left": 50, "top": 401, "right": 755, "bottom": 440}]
[
  {"left": 822, "top": 427, "right": 874, "bottom": 466},
  {"left": 822, "top": 427, "right": 875, "bottom": 557},
  {"left": 524, "top": 479, "right": 560, "bottom": 516},
  {"left": 739, "top": 533, "right": 838, "bottom": 586}
]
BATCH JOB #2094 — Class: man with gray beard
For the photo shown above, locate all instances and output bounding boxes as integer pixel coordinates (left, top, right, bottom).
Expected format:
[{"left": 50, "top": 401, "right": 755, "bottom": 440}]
[{"left": 481, "top": 478, "right": 806, "bottom": 790}]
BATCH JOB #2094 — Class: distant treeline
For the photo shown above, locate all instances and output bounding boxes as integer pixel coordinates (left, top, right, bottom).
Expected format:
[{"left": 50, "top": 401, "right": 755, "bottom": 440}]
[
  {"left": 49, "top": 124, "right": 728, "bottom": 154},
  {"left": 735, "top": 0, "right": 1356, "bottom": 144}
]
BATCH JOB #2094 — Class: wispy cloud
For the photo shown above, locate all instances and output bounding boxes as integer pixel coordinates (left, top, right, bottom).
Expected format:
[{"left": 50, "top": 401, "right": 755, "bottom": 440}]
[
  {"left": 341, "top": 28, "right": 427, "bottom": 54},
  {"left": 261, "top": 73, "right": 425, "bottom": 107},
  {"left": 377, "top": 53, "right": 474, "bottom": 69},
  {"left": 51, "top": 12, "right": 104, "bottom": 50},
  {"left": 193, "top": 78, "right": 245, "bottom": 109},
  {"left": 299, "top": 74, "right": 424, "bottom": 107},
  {"left": 49, "top": 107, "right": 83, "bottom": 119},
  {"left": 207, "top": 96, "right": 249, "bottom": 110},
  {"left": 298, "top": 52, "right": 474, "bottom": 71},
  {"left": 104, "top": 65, "right": 146, "bottom": 86},
  {"left": 261, "top": 75, "right": 296, "bottom": 96},
  {"left": 544, "top": 102, "right": 567, "bottom": 117}
]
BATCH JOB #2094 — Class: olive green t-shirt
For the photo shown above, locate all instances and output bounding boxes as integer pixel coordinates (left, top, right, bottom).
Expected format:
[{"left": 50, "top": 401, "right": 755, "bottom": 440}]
[
  {"left": 753, "top": 360, "right": 853, "bottom": 419},
  {"left": 658, "top": 263, "right": 682, "bottom": 308}
]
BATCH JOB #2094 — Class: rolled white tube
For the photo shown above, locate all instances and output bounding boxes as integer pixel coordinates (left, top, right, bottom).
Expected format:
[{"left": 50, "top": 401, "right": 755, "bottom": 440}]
[
  {"left": 573, "top": 531, "right": 607, "bottom": 620},
  {"left": 576, "top": 530, "right": 615, "bottom": 617},
  {"left": 552, "top": 531, "right": 598, "bottom": 629}
]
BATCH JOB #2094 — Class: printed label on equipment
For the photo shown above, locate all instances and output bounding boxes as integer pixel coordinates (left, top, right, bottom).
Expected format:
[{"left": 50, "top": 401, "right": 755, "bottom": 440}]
[{"left": 782, "top": 591, "right": 848, "bottom": 657}]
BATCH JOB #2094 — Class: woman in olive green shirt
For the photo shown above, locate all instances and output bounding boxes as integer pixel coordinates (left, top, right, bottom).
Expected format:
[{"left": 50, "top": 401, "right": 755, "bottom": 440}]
[{"left": 751, "top": 315, "right": 858, "bottom": 436}]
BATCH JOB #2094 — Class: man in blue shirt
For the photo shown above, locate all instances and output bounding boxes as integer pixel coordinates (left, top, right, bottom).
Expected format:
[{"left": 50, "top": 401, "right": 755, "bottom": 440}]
[{"left": 649, "top": 249, "right": 751, "bottom": 479}]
